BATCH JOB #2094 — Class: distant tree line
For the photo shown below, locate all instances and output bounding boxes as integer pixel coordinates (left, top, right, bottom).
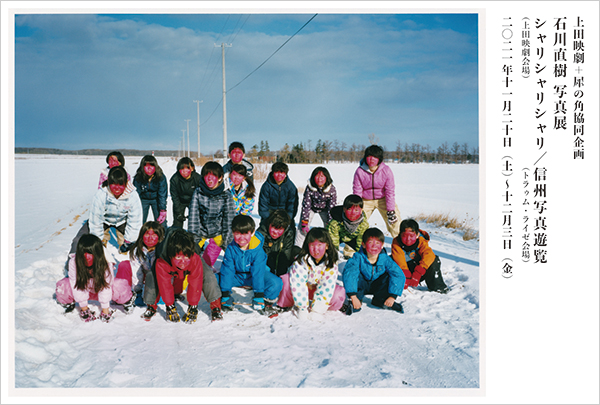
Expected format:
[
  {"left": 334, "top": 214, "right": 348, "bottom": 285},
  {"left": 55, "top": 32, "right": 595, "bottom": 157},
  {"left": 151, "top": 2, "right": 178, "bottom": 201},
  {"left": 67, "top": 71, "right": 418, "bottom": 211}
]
[
  {"left": 244, "top": 139, "right": 479, "bottom": 164},
  {"left": 16, "top": 138, "right": 479, "bottom": 165}
]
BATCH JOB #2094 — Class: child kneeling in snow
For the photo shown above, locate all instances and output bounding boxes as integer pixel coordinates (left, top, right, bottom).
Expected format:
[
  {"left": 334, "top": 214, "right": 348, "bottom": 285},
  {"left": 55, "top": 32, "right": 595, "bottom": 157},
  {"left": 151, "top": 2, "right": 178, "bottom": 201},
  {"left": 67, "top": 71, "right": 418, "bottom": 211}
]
[
  {"left": 154, "top": 228, "right": 213, "bottom": 324},
  {"left": 391, "top": 219, "right": 448, "bottom": 294},
  {"left": 55, "top": 234, "right": 135, "bottom": 322},
  {"left": 342, "top": 228, "right": 406, "bottom": 314},
  {"left": 278, "top": 227, "right": 346, "bottom": 321},
  {"left": 327, "top": 194, "right": 370, "bottom": 259},
  {"left": 219, "top": 215, "right": 283, "bottom": 315}
]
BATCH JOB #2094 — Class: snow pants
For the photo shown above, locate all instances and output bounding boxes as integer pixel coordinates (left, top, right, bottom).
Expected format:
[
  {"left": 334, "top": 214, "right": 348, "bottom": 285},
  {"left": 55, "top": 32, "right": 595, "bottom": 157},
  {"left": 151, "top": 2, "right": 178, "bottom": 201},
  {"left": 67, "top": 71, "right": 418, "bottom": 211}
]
[
  {"left": 277, "top": 273, "right": 346, "bottom": 311},
  {"left": 407, "top": 256, "right": 448, "bottom": 292},
  {"left": 219, "top": 271, "right": 283, "bottom": 301},
  {"left": 362, "top": 198, "right": 400, "bottom": 238},
  {"left": 55, "top": 261, "right": 133, "bottom": 307},
  {"left": 141, "top": 198, "right": 164, "bottom": 227},
  {"left": 353, "top": 271, "right": 396, "bottom": 307},
  {"left": 295, "top": 210, "right": 331, "bottom": 247},
  {"left": 142, "top": 255, "right": 221, "bottom": 307}
]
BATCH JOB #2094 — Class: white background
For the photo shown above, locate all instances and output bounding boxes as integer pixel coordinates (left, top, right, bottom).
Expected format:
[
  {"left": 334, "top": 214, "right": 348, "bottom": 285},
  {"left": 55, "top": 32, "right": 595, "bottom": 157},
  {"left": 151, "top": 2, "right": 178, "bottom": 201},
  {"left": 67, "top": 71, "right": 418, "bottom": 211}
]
[{"left": 2, "top": 1, "right": 599, "bottom": 404}]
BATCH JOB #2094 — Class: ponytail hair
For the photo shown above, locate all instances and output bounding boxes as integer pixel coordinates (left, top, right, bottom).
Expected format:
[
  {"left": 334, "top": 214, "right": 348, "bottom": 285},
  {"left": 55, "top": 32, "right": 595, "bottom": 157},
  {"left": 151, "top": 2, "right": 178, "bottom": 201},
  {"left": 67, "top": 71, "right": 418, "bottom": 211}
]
[{"left": 231, "top": 164, "right": 255, "bottom": 199}]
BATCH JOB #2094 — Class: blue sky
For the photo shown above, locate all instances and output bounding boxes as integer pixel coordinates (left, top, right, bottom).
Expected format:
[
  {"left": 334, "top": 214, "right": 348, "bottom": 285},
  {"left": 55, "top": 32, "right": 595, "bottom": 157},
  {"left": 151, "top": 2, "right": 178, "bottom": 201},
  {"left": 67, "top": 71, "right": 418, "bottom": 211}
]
[{"left": 14, "top": 12, "right": 479, "bottom": 155}]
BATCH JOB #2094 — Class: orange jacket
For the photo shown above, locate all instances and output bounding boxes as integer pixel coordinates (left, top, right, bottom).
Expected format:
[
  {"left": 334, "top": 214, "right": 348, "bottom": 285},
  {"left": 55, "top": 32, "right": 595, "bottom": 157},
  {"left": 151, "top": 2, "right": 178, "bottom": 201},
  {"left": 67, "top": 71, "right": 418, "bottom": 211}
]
[{"left": 391, "top": 230, "right": 436, "bottom": 278}]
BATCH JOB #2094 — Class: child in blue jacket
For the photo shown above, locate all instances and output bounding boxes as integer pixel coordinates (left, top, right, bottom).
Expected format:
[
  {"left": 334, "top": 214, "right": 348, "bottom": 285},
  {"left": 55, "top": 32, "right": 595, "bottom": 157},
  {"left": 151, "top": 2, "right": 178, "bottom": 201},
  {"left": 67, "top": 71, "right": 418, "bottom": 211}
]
[
  {"left": 342, "top": 227, "right": 406, "bottom": 314},
  {"left": 218, "top": 215, "right": 283, "bottom": 315}
]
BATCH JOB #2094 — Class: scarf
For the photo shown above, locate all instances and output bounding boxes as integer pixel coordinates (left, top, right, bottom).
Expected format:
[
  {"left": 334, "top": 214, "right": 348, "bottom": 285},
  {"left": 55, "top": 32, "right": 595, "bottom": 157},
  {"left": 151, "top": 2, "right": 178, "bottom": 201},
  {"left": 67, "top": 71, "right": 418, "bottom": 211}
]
[
  {"left": 198, "top": 176, "right": 225, "bottom": 197},
  {"left": 343, "top": 213, "right": 363, "bottom": 235}
]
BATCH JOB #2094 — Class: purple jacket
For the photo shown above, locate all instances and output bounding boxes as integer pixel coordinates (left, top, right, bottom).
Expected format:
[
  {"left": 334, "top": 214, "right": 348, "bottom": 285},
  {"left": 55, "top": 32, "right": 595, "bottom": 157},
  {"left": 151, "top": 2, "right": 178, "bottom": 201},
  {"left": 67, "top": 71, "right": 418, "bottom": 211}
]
[
  {"left": 352, "top": 159, "right": 396, "bottom": 212},
  {"left": 299, "top": 182, "right": 337, "bottom": 224}
]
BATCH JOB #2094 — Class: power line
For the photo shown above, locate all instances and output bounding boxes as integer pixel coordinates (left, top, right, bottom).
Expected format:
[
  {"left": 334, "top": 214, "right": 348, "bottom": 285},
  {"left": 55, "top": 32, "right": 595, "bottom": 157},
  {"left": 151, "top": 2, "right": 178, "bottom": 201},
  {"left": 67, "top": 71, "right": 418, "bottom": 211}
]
[
  {"left": 227, "top": 13, "right": 318, "bottom": 93},
  {"left": 200, "top": 13, "right": 318, "bottom": 127}
]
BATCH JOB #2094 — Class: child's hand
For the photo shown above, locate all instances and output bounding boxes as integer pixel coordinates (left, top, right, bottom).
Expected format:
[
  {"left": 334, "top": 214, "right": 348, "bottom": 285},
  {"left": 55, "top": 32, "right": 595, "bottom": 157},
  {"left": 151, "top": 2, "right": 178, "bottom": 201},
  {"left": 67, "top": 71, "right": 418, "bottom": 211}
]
[
  {"left": 157, "top": 210, "right": 167, "bottom": 224},
  {"left": 383, "top": 297, "right": 396, "bottom": 307},
  {"left": 351, "top": 295, "right": 362, "bottom": 310},
  {"left": 387, "top": 210, "right": 398, "bottom": 225}
]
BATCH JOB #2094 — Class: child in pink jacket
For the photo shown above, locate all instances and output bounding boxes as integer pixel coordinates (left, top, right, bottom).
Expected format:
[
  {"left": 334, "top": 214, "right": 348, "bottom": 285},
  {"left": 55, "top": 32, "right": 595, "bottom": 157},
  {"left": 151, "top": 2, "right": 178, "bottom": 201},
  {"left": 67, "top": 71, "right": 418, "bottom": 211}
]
[
  {"left": 55, "top": 234, "right": 135, "bottom": 322},
  {"left": 352, "top": 145, "right": 401, "bottom": 238}
]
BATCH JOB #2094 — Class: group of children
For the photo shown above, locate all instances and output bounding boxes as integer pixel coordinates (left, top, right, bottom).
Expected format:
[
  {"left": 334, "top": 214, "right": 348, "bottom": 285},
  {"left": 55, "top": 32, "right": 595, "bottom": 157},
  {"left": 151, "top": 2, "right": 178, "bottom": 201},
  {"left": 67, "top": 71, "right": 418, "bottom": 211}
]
[{"left": 55, "top": 143, "right": 449, "bottom": 324}]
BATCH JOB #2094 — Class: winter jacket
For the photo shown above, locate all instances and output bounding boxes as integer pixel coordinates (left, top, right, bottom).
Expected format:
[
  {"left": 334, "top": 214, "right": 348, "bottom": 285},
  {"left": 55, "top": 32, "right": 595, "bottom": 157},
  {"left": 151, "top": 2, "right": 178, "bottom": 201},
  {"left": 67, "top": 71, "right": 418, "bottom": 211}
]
[
  {"left": 169, "top": 171, "right": 202, "bottom": 223},
  {"left": 223, "top": 158, "right": 255, "bottom": 183},
  {"left": 219, "top": 231, "right": 268, "bottom": 294},
  {"left": 391, "top": 230, "right": 436, "bottom": 278},
  {"left": 133, "top": 174, "right": 168, "bottom": 211},
  {"left": 258, "top": 173, "right": 299, "bottom": 222},
  {"left": 98, "top": 166, "right": 131, "bottom": 189},
  {"left": 187, "top": 178, "right": 236, "bottom": 251},
  {"left": 299, "top": 182, "right": 337, "bottom": 225},
  {"left": 229, "top": 182, "right": 255, "bottom": 215},
  {"left": 153, "top": 227, "right": 203, "bottom": 307},
  {"left": 256, "top": 221, "right": 297, "bottom": 276},
  {"left": 352, "top": 159, "right": 397, "bottom": 212},
  {"left": 342, "top": 247, "right": 406, "bottom": 299},
  {"left": 327, "top": 205, "right": 370, "bottom": 250},
  {"left": 289, "top": 255, "right": 339, "bottom": 313},
  {"left": 67, "top": 253, "right": 115, "bottom": 309},
  {"left": 88, "top": 181, "right": 143, "bottom": 243}
]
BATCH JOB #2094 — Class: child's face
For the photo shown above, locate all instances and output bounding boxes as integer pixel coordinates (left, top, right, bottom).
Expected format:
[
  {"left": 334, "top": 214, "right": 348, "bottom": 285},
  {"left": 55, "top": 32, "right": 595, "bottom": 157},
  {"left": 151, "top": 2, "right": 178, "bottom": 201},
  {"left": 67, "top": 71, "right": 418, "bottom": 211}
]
[
  {"left": 344, "top": 205, "right": 362, "bottom": 222},
  {"left": 143, "top": 229, "right": 159, "bottom": 248},
  {"left": 144, "top": 163, "right": 156, "bottom": 177},
  {"left": 401, "top": 228, "right": 418, "bottom": 246},
  {"left": 308, "top": 240, "right": 328, "bottom": 262},
  {"left": 366, "top": 155, "right": 379, "bottom": 169},
  {"left": 272, "top": 171, "right": 287, "bottom": 184},
  {"left": 314, "top": 171, "right": 327, "bottom": 187},
  {"left": 109, "top": 183, "right": 126, "bottom": 198},
  {"left": 230, "top": 171, "right": 245, "bottom": 187},
  {"left": 204, "top": 173, "right": 222, "bottom": 190},
  {"left": 233, "top": 231, "right": 253, "bottom": 248},
  {"left": 268, "top": 225, "right": 285, "bottom": 240},
  {"left": 229, "top": 148, "right": 244, "bottom": 164},
  {"left": 108, "top": 155, "right": 121, "bottom": 168},
  {"left": 363, "top": 237, "right": 384, "bottom": 257},
  {"left": 172, "top": 252, "right": 191, "bottom": 270},
  {"left": 84, "top": 252, "right": 94, "bottom": 267},
  {"left": 179, "top": 166, "right": 192, "bottom": 179}
]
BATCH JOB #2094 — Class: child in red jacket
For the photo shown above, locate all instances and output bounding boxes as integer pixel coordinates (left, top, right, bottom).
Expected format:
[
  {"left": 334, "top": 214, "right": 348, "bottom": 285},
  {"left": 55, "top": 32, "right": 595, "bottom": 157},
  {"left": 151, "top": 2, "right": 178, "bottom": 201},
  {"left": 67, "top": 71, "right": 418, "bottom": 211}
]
[{"left": 391, "top": 219, "right": 448, "bottom": 294}]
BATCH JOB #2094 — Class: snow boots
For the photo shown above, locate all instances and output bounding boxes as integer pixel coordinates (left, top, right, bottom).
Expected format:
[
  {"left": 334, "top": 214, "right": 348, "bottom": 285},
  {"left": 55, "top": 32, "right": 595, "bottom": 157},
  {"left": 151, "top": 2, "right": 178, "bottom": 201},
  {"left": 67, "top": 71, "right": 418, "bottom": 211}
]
[
  {"left": 58, "top": 301, "right": 76, "bottom": 314},
  {"left": 211, "top": 307, "right": 223, "bottom": 321},
  {"left": 165, "top": 304, "right": 180, "bottom": 322},
  {"left": 183, "top": 305, "right": 198, "bottom": 324},
  {"left": 122, "top": 291, "right": 137, "bottom": 314},
  {"left": 141, "top": 306, "right": 157, "bottom": 321}
]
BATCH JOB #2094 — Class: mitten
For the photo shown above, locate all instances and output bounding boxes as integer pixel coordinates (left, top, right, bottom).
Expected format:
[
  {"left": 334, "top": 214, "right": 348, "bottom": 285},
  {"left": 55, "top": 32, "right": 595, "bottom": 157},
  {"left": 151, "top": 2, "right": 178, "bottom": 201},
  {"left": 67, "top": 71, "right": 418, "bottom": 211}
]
[
  {"left": 183, "top": 305, "right": 198, "bottom": 324},
  {"left": 165, "top": 304, "right": 180, "bottom": 322},
  {"left": 119, "top": 241, "right": 133, "bottom": 253},
  {"left": 413, "top": 265, "right": 426, "bottom": 279},
  {"left": 405, "top": 277, "right": 420, "bottom": 288},
  {"left": 157, "top": 210, "right": 167, "bottom": 224},
  {"left": 387, "top": 210, "right": 398, "bottom": 225},
  {"left": 79, "top": 307, "right": 96, "bottom": 322},
  {"left": 252, "top": 296, "right": 265, "bottom": 311}
]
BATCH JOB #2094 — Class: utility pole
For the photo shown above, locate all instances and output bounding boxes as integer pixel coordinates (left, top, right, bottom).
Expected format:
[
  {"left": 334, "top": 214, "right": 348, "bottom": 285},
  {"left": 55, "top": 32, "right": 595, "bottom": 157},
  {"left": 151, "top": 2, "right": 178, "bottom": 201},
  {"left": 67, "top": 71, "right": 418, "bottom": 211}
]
[
  {"left": 193, "top": 100, "right": 203, "bottom": 159},
  {"left": 216, "top": 42, "right": 232, "bottom": 161},
  {"left": 185, "top": 119, "right": 191, "bottom": 158},
  {"left": 181, "top": 129, "right": 187, "bottom": 157}
]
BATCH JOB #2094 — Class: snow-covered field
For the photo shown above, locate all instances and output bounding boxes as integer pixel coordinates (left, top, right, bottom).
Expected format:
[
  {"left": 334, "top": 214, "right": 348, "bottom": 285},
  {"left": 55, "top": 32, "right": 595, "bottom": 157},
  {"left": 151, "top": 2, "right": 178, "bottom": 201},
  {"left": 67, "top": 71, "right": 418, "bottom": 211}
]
[{"left": 11, "top": 155, "right": 480, "bottom": 396}]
